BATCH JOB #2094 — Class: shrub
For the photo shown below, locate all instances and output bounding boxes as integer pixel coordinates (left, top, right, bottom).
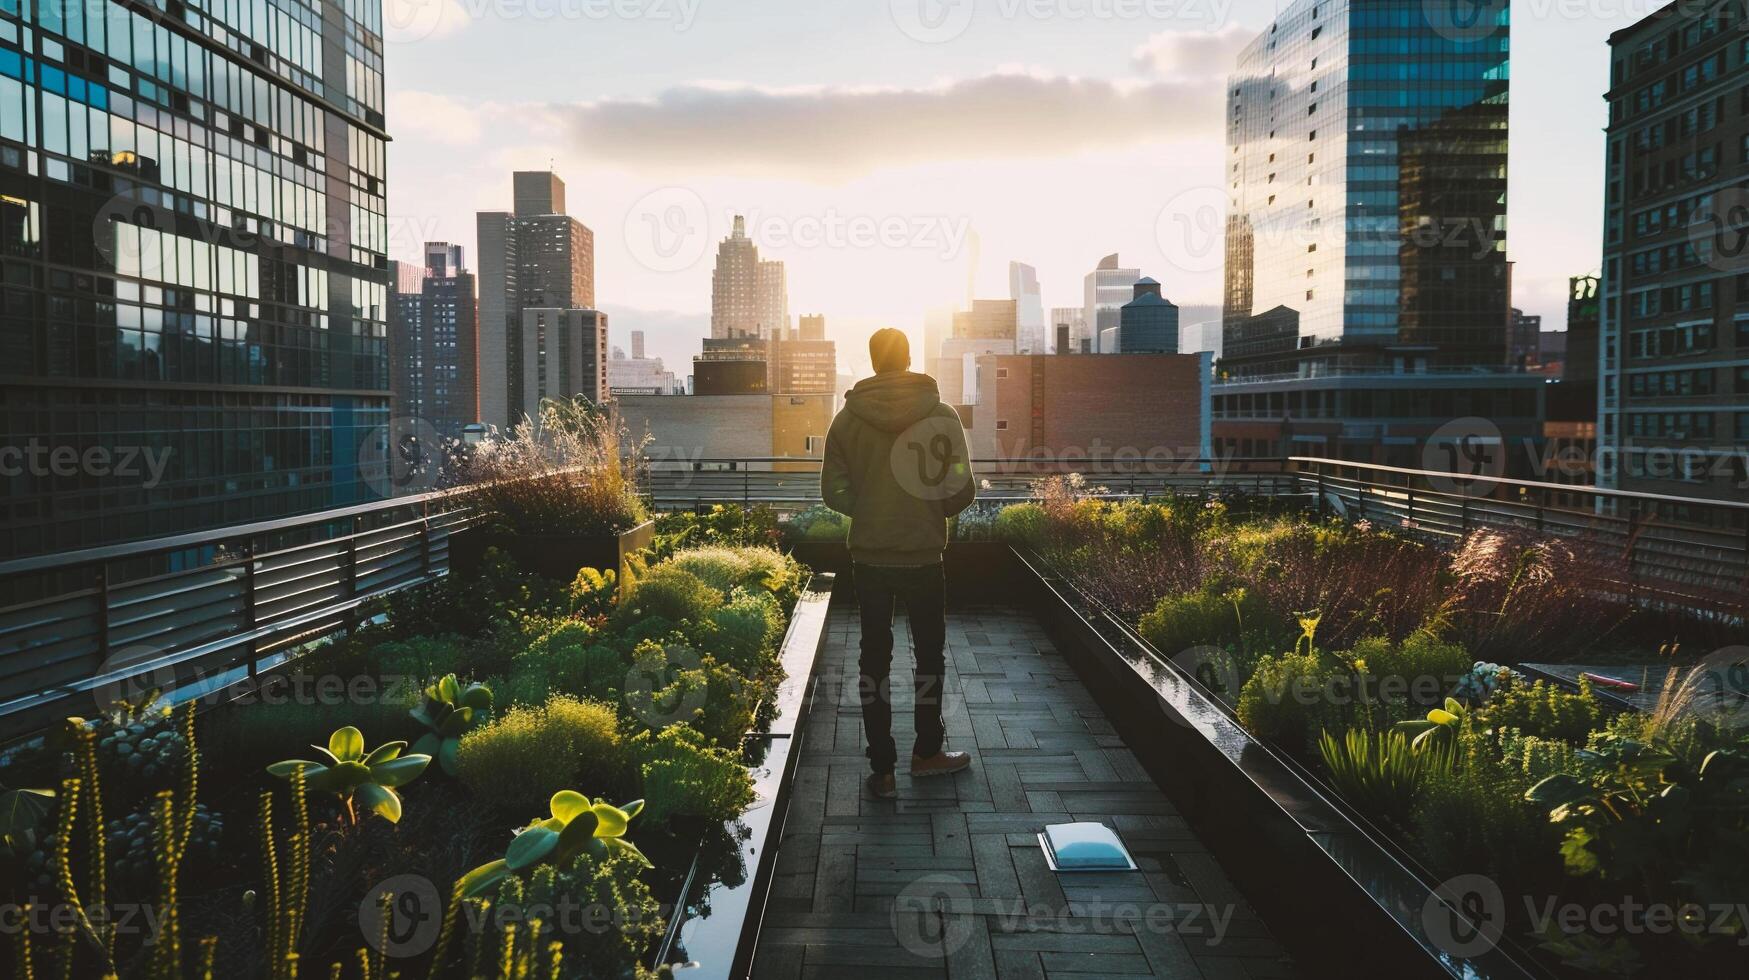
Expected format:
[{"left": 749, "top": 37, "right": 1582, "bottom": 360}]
[
  {"left": 507, "top": 620, "right": 626, "bottom": 707},
  {"left": 631, "top": 725, "right": 754, "bottom": 826},
  {"left": 1236, "top": 649, "right": 1353, "bottom": 753},
  {"left": 1343, "top": 633, "right": 1473, "bottom": 712},
  {"left": 623, "top": 640, "right": 764, "bottom": 746},
  {"left": 785, "top": 504, "right": 849, "bottom": 543},
  {"left": 455, "top": 695, "right": 625, "bottom": 813},
  {"left": 1139, "top": 586, "right": 1268, "bottom": 656},
  {"left": 992, "top": 503, "right": 1048, "bottom": 547},
  {"left": 568, "top": 566, "right": 617, "bottom": 620},
  {"left": 664, "top": 546, "right": 806, "bottom": 611},
  {"left": 614, "top": 566, "right": 722, "bottom": 629},
  {"left": 656, "top": 504, "right": 781, "bottom": 549},
  {"left": 1482, "top": 676, "right": 1601, "bottom": 744},
  {"left": 1411, "top": 729, "right": 1563, "bottom": 888},
  {"left": 462, "top": 397, "right": 648, "bottom": 537},
  {"left": 371, "top": 635, "right": 473, "bottom": 686},
  {"left": 382, "top": 548, "right": 569, "bottom": 640},
  {"left": 700, "top": 589, "right": 786, "bottom": 680}
]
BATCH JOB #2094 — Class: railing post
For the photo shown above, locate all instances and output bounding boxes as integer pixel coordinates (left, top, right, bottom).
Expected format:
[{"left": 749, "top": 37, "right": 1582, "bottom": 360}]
[
  {"left": 345, "top": 514, "right": 361, "bottom": 633},
  {"left": 1406, "top": 488, "right": 1415, "bottom": 528},
  {"left": 242, "top": 540, "right": 259, "bottom": 680},
  {"left": 1536, "top": 488, "right": 1546, "bottom": 534},
  {"left": 1460, "top": 493, "right": 1470, "bottom": 534},
  {"left": 1315, "top": 468, "right": 1326, "bottom": 517},
  {"left": 95, "top": 563, "right": 111, "bottom": 665}
]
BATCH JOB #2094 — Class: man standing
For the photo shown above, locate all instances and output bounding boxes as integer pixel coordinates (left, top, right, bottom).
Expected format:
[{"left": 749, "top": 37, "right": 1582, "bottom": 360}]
[{"left": 822, "top": 328, "right": 977, "bottom": 799}]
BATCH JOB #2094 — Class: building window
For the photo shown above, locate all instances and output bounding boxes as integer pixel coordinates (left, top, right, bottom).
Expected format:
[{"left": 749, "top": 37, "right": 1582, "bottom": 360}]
[
  {"left": 995, "top": 420, "right": 1009, "bottom": 430},
  {"left": 996, "top": 368, "right": 1009, "bottom": 379}
]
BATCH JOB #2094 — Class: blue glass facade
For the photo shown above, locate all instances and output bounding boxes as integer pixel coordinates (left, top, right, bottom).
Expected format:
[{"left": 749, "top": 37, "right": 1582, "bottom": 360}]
[
  {"left": 0, "top": 0, "right": 391, "bottom": 557},
  {"left": 1222, "top": 0, "right": 1510, "bottom": 377}
]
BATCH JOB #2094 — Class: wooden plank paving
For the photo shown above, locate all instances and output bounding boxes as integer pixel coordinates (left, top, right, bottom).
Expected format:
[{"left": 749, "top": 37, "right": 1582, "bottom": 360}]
[{"left": 753, "top": 604, "right": 1298, "bottom": 979}]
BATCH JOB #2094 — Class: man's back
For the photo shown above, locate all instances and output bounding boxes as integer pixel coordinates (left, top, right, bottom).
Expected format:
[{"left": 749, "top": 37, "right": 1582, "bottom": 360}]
[{"left": 821, "top": 370, "right": 975, "bottom": 566}]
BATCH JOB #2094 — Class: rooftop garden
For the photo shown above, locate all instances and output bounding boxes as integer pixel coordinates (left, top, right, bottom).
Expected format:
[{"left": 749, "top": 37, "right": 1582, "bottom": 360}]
[
  {"left": 0, "top": 424, "right": 809, "bottom": 978},
  {"left": 984, "top": 476, "right": 1748, "bottom": 979}
]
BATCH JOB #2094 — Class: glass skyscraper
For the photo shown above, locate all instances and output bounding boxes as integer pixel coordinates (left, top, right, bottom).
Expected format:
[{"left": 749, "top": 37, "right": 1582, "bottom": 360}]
[
  {"left": 0, "top": 0, "right": 391, "bottom": 558},
  {"left": 1221, "top": 0, "right": 1511, "bottom": 377}
]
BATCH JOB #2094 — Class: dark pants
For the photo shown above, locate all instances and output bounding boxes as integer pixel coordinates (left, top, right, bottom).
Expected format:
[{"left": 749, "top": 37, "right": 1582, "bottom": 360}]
[{"left": 853, "top": 562, "right": 948, "bottom": 775}]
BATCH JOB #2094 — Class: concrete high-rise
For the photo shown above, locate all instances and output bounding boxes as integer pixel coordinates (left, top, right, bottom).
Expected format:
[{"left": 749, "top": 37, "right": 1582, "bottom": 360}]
[
  {"left": 477, "top": 172, "right": 598, "bottom": 428},
  {"left": 711, "top": 216, "right": 788, "bottom": 339},
  {"left": 1050, "top": 307, "right": 1088, "bottom": 354},
  {"left": 1599, "top": 5, "right": 1749, "bottom": 513},
  {"left": 515, "top": 308, "right": 608, "bottom": 419},
  {"left": 1009, "top": 262, "right": 1047, "bottom": 354},
  {"left": 390, "top": 244, "right": 480, "bottom": 440},
  {"left": 1084, "top": 254, "right": 1141, "bottom": 354},
  {"left": 0, "top": 0, "right": 392, "bottom": 557}
]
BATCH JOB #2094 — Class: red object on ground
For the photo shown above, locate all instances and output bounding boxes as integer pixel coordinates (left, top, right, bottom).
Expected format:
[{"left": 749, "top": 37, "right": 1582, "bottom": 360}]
[{"left": 1581, "top": 672, "right": 1641, "bottom": 693}]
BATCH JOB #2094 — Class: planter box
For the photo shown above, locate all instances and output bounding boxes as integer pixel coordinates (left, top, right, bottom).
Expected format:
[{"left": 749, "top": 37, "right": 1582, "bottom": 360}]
[
  {"left": 451, "top": 520, "right": 655, "bottom": 587},
  {"left": 652, "top": 573, "right": 834, "bottom": 979},
  {"left": 1010, "top": 547, "right": 1552, "bottom": 980}
]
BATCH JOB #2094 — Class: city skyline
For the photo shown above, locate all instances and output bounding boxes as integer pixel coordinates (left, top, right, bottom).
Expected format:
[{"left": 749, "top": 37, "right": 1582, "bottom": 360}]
[{"left": 383, "top": 2, "right": 1651, "bottom": 371}]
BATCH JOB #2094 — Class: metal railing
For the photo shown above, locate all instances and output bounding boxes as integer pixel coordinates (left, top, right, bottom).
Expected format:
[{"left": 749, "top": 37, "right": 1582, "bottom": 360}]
[{"left": 2, "top": 455, "right": 1744, "bottom": 738}]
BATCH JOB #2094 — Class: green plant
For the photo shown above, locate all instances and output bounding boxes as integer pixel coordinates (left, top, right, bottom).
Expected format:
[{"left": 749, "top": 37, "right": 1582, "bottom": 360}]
[
  {"left": 568, "top": 565, "right": 618, "bottom": 620},
  {"left": 1318, "top": 728, "right": 1451, "bottom": 830},
  {"left": 107, "top": 802, "right": 223, "bottom": 897},
  {"left": 992, "top": 502, "right": 1048, "bottom": 547},
  {"left": 458, "top": 790, "right": 650, "bottom": 899},
  {"left": 613, "top": 565, "right": 723, "bottom": 629},
  {"left": 507, "top": 619, "right": 625, "bottom": 707},
  {"left": 1236, "top": 649, "right": 1353, "bottom": 753},
  {"left": 267, "top": 726, "right": 430, "bottom": 824},
  {"left": 664, "top": 545, "right": 805, "bottom": 606},
  {"left": 0, "top": 782, "right": 54, "bottom": 858},
  {"left": 1411, "top": 727, "right": 1563, "bottom": 891},
  {"left": 1138, "top": 585, "right": 1265, "bottom": 655},
  {"left": 631, "top": 725, "right": 755, "bottom": 826},
  {"left": 698, "top": 589, "right": 786, "bottom": 680},
  {"left": 1483, "top": 676, "right": 1601, "bottom": 745},
  {"left": 454, "top": 695, "right": 625, "bottom": 814},
  {"left": 1393, "top": 698, "right": 1470, "bottom": 753},
  {"left": 463, "top": 397, "right": 648, "bottom": 537},
  {"left": 410, "top": 674, "right": 495, "bottom": 775}
]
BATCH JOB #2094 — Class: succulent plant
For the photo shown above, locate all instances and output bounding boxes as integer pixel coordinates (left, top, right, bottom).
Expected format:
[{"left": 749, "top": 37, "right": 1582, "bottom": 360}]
[
  {"left": 0, "top": 783, "right": 54, "bottom": 859},
  {"left": 410, "top": 674, "right": 493, "bottom": 776},
  {"left": 106, "top": 803, "right": 224, "bottom": 896},
  {"left": 267, "top": 727, "right": 430, "bottom": 825},
  {"left": 1392, "top": 697, "right": 1470, "bottom": 752},
  {"left": 459, "top": 791, "right": 649, "bottom": 898},
  {"left": 78, "top": 692, "right": 190, "bottom": 800},
  {"left": 1452, "top": 660, "right": 1523, "bottom": 704}
]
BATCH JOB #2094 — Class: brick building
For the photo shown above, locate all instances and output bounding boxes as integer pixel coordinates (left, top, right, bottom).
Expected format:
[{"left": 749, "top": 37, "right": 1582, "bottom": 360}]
[{"left": 968, "top": 354, "right": 1211, "bottom": 466}]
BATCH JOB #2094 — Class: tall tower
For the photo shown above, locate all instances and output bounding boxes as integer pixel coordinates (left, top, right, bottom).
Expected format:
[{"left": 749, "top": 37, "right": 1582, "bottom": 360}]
[
  {"left": 390, "top": 244, "right": 480, "bottom": 440},
  {"left": 1009, "top": 261, "right": 1046, "bottom": 354},
  {"left": 476, "top": 171, "right": 599, "bottom": 428}
]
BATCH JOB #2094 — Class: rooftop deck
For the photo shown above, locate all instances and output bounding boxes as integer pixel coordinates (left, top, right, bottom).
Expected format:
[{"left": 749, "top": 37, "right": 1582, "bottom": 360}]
[{"left": 754, "top": 601, "right": 1296, "bottom": 979}]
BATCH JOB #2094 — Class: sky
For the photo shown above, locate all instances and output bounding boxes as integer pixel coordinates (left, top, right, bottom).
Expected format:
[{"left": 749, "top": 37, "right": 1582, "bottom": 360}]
[{"left": 380, "top": 0, "right": 1666, "bottom": 375}]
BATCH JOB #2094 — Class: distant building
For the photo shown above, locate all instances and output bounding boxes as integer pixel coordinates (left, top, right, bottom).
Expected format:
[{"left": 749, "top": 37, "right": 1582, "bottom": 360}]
[
  {"left": 1509, "top": 308, "right": 1544, "bottom": 371},
  {"left": 1050, "top": 307, "right": 1088, "bottom": 354},
  {"left": 694, "top": 337, "right": 769, "bottom": 395},
  {"left": 1600, "top": 6, "right": 1749, "bottom": 514},
  {"left": 515, "top": 308, "right": 608, "bottom": 418},
  {"left": 1119, "top": 278, "right": 1180, "bottom": 354},
  {"left": 389, "top": 243, "right": 480, "bottom": 439},
  {"left": 968, "top": 354, "right": 1211, "bottom": 466},
  {"left": 1544, "top": 276, "right": 1601, "bottom": 504},
  {"left": 608, "top": 330, "right": 681, "bottom": 396},
  {"left": 953, "top": 299, "right": 1019, "bottom": 341},
  {"left": 1180, "top": 320, "right": 1225, "bottom": 360},
  {"left": 1010, "top": 262, "right": 1047, "bottom": 354},
  {"left": 477, "top": 171, "right": 597, "bottom": 428},
  {"left": 1084, "top": 254, "right": 1141, "bottom": 354},
  {"left": 769, "top": 337, "right": 837, "bottom": 394},
  {"left": 712, "top": 216, "right": 789, "bottom": 339},
  {"left": 924, "top": 308, "right": 956, "bottom": 365},
  {"left": 618, "top": 393, "right": 832, "bottom": 472},
  {"left": 938, "top": 337, "right": 1016, "bottom": 406},
  {"left": 798, "top": 314, "right": 827, "bottom": 341}
]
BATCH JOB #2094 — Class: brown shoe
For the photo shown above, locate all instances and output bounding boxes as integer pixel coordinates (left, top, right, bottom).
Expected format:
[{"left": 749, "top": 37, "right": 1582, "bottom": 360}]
[
  {"left": 910, "top": 751, "right": 972, "bottom": 777},
  {"left": 866, "top": 773, "right": 897, "bottom": 799}
]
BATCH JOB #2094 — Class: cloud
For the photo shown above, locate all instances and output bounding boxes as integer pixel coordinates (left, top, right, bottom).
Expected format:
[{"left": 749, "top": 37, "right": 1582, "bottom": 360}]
[
  {"left": 387, "top": 90, "right": 488, "bottom": 145},
  {"left": 552, "top": 71, "right": 1225, "bottom": 180},
  {"left": 1132, "top": 25, "right": 1253, "bottom": 80}
]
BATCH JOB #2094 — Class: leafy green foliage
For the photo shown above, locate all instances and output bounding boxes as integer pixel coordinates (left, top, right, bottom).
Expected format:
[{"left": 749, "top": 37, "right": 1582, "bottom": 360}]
[
  {"left": 454, "top": 695, "right": 625, "bottom": 814},
  {"left": 567, "top": 565, "right": 618, "bottom": 621},
  {"left": 613, "top": 566, "right": 723, "bottom": 630},
  {"left": 663, "top": 545, "right": 807, "bottom": 611},
  {"left": 1318, "top": 728, "right": 1452, "bottom": 830},
  {"left": 410, "top": 674, "right": 494, "bottom": 776},
  {"left": 267, "top": 726, "right": 430, "bottom": 824},
  {"left": 1483, "top": 676, "right": 1602, "bottom": 745},
  {"left": 459, "top": 790, "right": 650, "bottom": 899},
  {"left": 1237, "top": 649, "right": 1354, "bottom": 753},
  {"left": 631, "top": 725, "right": 755, "bottom": 827},
  {"left": 784, "top": 503, "right": 851, "bottom": 543},
  {"left": 382, "top": 547, "right": 569, "bottom": 640},
  {"left": 1410, "top": 726, "right": 1563, "bottom": 892},
  {"left": 1393, "top": 698, "right": 1470, "bottom": 753},
  {"left": 654, "top": 504, "right": 781, "bottom": 549},
  {"left": 1138, "top": 585, "right": 1268, "bottom": 655}
]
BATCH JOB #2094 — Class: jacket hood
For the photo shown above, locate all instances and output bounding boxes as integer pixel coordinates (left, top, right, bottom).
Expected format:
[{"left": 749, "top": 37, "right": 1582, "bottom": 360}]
[{"left": 845, "top": 371, "right": 943, "bottom": 433}]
